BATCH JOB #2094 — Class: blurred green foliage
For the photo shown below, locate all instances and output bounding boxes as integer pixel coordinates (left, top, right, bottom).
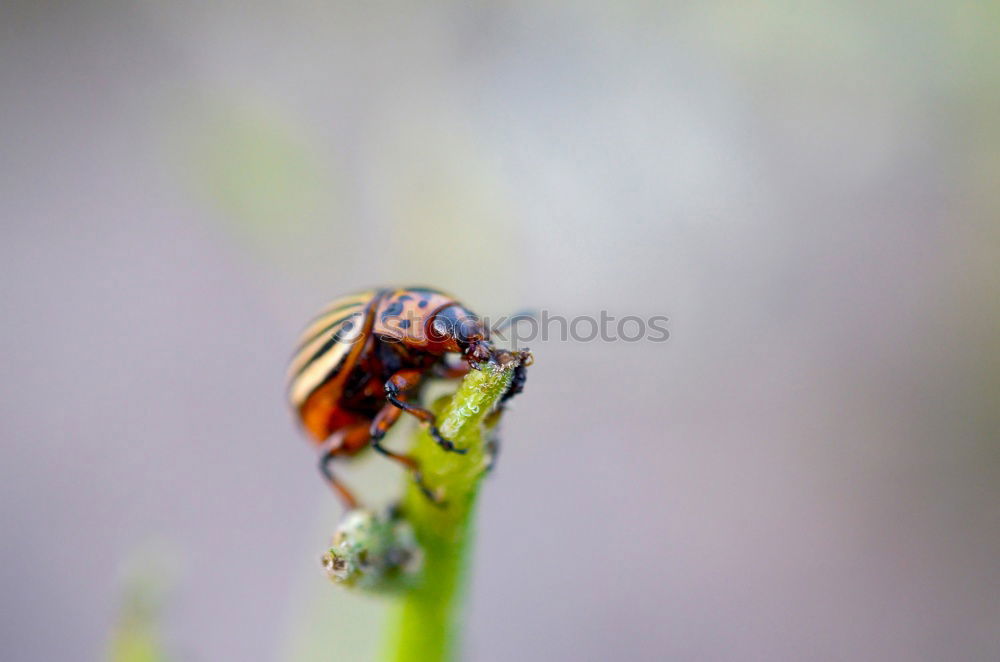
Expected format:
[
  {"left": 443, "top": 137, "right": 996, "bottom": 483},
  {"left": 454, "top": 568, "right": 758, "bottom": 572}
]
[
  {"left": 108, "top": 549, "right": 175, "bottom": 662},
  {"left": 185, "top": 101, "right": 335, "bottom": 246}
]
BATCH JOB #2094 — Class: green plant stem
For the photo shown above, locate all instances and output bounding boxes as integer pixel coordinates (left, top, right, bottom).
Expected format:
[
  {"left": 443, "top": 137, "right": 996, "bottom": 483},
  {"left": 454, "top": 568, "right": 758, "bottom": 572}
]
[{"left": 386, "top": 361, "right": 517, "bottom": 662}]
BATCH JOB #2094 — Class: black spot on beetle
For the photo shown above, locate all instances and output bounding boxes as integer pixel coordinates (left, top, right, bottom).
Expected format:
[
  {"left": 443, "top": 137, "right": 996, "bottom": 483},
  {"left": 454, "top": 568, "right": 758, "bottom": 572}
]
[
  {"left": 399, "top": 319, "right": 411, "bottom": 329},
  {"left": 381, "top": 301, "right": 404, "bottom": 322}
]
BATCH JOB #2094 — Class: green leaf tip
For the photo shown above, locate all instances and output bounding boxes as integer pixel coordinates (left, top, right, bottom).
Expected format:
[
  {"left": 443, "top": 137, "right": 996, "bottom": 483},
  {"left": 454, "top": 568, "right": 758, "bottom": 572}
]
[
  {"left": 388, "top": 351, "right": 529, "bottom": 662},
  {"left": 318, "top": 349, "right": 531, "bottom": 662}
]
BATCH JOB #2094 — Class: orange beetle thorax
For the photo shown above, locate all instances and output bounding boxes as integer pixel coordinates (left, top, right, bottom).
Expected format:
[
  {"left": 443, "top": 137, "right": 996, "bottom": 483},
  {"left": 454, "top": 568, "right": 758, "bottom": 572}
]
[{"left": 371, "top": 288, "right": 462, "bottom": 352}]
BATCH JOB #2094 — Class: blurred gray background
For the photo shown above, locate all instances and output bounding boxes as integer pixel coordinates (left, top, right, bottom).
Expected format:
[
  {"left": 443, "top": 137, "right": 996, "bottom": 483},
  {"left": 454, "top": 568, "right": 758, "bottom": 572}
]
[{"left": 2, "top": 1, "right": 998, "bottom": 660}]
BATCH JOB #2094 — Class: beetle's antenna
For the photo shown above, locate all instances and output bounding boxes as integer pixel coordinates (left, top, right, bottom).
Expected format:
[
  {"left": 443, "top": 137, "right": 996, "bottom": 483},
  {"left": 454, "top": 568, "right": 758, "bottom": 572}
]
[{"left": 488, "top": 309, "right": 538, "bottom": 338}]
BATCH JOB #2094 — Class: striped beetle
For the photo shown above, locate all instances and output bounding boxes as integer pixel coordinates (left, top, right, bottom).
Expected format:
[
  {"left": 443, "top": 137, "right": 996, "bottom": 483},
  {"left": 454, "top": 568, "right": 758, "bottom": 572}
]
[{"left": 287, "top": 287, "right": 529, "bottom": 508}]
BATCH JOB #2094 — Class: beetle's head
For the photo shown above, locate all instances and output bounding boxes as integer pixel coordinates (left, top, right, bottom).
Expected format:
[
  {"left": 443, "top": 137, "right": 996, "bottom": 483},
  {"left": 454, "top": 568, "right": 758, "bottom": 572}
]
[{"left": 429, "top": 304, "right": 492, "bottom": 364}]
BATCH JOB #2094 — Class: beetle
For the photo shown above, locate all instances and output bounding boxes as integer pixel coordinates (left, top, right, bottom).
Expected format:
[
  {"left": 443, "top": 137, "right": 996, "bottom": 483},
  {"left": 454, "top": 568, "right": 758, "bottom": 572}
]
[{"left": 287, "top": 286, "right": 529, "bottom": 508}]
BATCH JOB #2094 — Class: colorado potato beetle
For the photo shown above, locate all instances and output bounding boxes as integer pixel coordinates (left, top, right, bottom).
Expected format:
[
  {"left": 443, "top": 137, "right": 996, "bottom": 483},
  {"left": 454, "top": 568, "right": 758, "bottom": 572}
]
[{"left": 287, "top": 286, "right": 529, "bottom": 508}]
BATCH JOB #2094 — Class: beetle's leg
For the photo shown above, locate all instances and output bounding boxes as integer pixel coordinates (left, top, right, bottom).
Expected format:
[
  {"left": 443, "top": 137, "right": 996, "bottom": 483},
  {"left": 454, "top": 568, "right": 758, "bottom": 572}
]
[
  {"left": 478, "top": 351, "right": 529, "bottom": 473},
  {"left": 500, "top": 357, "right": 529, "bottom": 403},
  {"left": 484, "top": 433, "right": 501, "bottom": 474},
  {"left": 384, "top": 369, "right": 467, "bottom": 454},
  {"left": 317, "top": 428, "right": 365, "bottom": 510},
  {"left": 370, "top": 403, "right": 445, "bottom": 506}
]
